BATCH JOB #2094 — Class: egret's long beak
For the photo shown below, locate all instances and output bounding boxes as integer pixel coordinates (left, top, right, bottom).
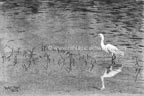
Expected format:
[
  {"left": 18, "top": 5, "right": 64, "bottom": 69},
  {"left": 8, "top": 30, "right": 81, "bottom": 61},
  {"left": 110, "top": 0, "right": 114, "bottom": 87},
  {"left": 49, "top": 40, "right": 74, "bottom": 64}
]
[{"left": 93, "top": 34, "right": 98, "bottom": 37}]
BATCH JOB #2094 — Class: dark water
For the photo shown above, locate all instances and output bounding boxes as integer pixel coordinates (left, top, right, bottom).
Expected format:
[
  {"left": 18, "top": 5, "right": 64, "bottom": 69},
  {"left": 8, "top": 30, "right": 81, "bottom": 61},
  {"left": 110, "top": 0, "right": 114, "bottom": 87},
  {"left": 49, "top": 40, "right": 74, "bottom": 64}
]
[{"left": 2, "top": 0, "right": 144, "bottom": 67}]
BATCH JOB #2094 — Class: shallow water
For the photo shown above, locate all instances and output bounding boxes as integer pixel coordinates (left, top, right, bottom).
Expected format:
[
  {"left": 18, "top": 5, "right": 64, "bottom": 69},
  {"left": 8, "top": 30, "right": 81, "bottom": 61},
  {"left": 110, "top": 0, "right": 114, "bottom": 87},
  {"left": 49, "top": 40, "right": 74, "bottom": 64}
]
[{"left": 0, "top": 1, "right": 144, "bottom": 95}]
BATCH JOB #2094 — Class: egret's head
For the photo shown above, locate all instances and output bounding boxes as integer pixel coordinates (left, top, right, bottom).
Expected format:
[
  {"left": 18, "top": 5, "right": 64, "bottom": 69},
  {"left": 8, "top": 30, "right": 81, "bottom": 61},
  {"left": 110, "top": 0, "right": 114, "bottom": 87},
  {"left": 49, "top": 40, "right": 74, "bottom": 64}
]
[{"left": 98, "top": 33, "right": 104, "bottom": 38}]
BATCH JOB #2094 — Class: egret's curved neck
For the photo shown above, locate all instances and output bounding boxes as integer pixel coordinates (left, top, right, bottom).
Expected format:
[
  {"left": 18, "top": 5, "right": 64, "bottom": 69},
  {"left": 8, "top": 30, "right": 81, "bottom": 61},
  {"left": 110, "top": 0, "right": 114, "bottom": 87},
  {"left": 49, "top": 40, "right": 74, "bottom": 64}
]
[{"left": 100, "top": 35, "right": 105, "bottom": 47}]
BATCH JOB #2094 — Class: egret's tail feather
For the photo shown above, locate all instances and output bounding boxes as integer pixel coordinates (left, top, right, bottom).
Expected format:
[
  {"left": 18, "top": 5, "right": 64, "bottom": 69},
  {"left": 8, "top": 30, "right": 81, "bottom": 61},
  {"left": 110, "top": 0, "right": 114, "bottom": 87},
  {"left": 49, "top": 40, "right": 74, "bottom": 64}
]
[{"left": 118, "top": 51, "right": 124, "bottom": 56}]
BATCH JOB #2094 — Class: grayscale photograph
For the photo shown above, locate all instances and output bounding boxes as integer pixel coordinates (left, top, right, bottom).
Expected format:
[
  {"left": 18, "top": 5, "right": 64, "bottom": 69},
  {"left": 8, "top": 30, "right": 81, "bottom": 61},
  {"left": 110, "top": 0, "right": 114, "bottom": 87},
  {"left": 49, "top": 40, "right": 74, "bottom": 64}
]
[{"left": 0, "top": 0, "right": 143, "bottom": 96}]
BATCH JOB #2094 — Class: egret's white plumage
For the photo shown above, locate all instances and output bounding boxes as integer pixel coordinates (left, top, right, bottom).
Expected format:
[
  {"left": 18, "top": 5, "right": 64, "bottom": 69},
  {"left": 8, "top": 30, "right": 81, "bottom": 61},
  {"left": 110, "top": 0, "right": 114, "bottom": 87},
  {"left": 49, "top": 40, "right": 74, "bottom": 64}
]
[
  {"left": 99, "top": 33, "right": 124, "bottom": 56},
  {"left": 98, "top": 33, "right": 124, "bottom": 90}
]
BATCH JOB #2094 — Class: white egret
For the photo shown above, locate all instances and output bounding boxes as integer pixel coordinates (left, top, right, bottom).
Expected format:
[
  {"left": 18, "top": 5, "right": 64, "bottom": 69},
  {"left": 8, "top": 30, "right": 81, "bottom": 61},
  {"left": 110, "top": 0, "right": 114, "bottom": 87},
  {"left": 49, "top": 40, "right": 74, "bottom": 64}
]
[
  {"left": 98, "top": 33, "right": 124, "bottom": 64},
  {"left": 100, "top": 64, "right": 123, "bottom": 90},
  {"left": 97, "top": 33, "right": 124, "bottom": 90}
]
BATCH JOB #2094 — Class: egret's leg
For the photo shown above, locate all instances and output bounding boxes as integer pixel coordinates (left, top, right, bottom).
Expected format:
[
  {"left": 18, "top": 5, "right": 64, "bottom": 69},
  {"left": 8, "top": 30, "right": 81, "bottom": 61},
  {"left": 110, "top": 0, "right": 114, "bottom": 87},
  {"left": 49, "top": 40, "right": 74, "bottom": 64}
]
[
  {"left": 112, "top": 55, "right": 115, "bottom": 65},
  {"left": 113, "top": 54, "right": 116, "bottom": 60},
  {"left": 112, "top": 54, "right": 116, "bottom": 65},
  {"left": 100, "top": 76, "right": 105, "bottom": 90},
  {"left": 113, "top": 54, "right": 116, "bottom": 65},
  {"left": 107, "top": 65, "right": 112, "bottom": 73}
]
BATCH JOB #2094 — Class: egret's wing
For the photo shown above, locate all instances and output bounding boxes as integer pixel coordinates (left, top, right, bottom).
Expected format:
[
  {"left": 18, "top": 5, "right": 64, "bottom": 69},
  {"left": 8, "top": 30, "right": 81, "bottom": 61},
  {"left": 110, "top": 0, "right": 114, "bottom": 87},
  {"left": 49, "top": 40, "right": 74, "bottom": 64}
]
[
  {"left": 106, "top": 44, "right": 124, "bottom": 56},
  {"left": 106, "top": 44, "right": 119, "bottom": 54}
]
